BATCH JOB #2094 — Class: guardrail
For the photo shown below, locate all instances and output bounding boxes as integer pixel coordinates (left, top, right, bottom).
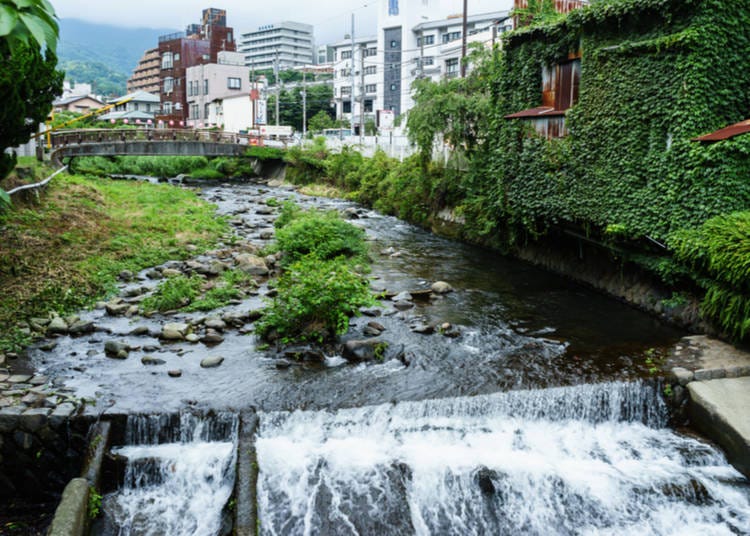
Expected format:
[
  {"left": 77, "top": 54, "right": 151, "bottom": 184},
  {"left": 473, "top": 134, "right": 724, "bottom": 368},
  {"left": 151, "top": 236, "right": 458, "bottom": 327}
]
[
  {"left": 7, "top": 165, "right": 68, "bottom": 198},
  {"left": 49, "top": 128, "right": 254, "bottom": 148}
]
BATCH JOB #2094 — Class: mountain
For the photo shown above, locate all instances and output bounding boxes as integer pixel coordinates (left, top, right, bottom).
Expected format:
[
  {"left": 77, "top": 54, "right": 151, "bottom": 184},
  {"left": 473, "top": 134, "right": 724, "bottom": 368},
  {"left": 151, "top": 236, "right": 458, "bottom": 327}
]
[{"left": 57, "top": 18, "right": 177, "bottom": 96}]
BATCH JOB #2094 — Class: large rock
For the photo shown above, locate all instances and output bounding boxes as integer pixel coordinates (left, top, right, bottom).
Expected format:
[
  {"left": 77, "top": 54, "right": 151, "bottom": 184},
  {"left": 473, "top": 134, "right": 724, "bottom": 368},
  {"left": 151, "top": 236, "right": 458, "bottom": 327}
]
[
  {"left": 204, "top": 317, "right": 227, "bottom": 331},
  {"left": 105, "top": 300, "right": 130, "bottom": 316},
  {"left": 201, "top": 329, "right": 225, "bottom": 345},
  {"left": 68, "top": 319, "right": 95, "bottom": 336},
  {"left": 342, "top": 339, "right": 388, "bottom": 362},
  {"left": 235, "top": 253, "right": 269, "bottom": 276},
  {"left": 161, "top": 323, "right": 190, "bottom": 340}
]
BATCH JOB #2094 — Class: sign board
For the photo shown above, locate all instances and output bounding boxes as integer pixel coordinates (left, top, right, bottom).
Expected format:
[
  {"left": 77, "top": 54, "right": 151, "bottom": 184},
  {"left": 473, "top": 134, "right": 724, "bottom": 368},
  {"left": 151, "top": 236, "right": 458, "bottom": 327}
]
[
  {"left": 255, "top": 99, "right": 267, "bottom": 126},
  {"left": 260, "top": 125, "right": 293, "bottom": 137},
  {"left": 378, "top": 109, "right": 395, "bottom": 131}
]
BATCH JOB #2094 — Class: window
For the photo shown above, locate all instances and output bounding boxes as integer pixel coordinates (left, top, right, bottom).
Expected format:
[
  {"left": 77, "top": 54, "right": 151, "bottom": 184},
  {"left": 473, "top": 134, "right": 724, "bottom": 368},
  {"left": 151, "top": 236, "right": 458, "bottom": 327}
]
[
  {"left": 388, "top": 0, "right": 398, "bottom": 15},
  {"left": 442, "top": 31, "right": 461, "bottom": 43},
  {"left": 364, "top": 99, "right": 373, "bottom": 113},
  {"left": 365, "top": 47, "right": 377, "bottom": 57},
  {"left": 161, "top": 52, "right": 173, "bottom": 69},
  {"left": 417, "top": 35, "right": 435, "bottom": 46},
  {"left": 342, "top": 50, "right": 352, "bottom": 60},
  {"left": 228, "top": 77, "right": 241, "bottom": 89},
  {"left": 390, "top": 83, "right": 397, "bottom": 91},
  {"left": 364, "top": 65, "right": 376, "bottom": 75},
  {"left": 390, "top": 40, "right": 399, "bottom": 48},
  {"left": 163, "top": 77, "right": 174, "bottom": 93},
  {"left": 204, "top": 103, "right": 210, "bottom": 121},
  {"left": 341, "top": 86, "right": 351, "bottom": 96},
  {"left": 187, "top": 80, "right": 193, "bottom": 97},
  {"left": 203, "top": 79, "right": 209, "bottom": 95},
  {"left": 174, "top": 53, "right": 180, "bottom": 62},
  {"left": 343, "top": 101, "right": 351, "bottom": 113},
  {"left": 542, "top": 59, "right": 581, "bottom": 111},
  {"left": 445, "top": 58, "right": 459, "bottom": 78},
  {"left": 365, "top": 84, "right": 376, "bottom": 94},
  {"left": 340, "top": 68, "right": 348, "bottom": 78},
  {"left": 423, "top": 56, "right": 434, "bottom": 66},
  {"left": 163, "top": 101, "right": 173, "bottom": 114}
]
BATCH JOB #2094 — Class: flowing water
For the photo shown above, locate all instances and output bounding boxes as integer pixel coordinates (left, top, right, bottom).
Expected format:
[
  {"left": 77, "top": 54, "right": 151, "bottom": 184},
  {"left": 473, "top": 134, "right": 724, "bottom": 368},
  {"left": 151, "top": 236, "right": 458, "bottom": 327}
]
[
  {"left": 99, "top": 412, "right": 238, "bottom": 536},
  {"left": 24, "top": 182, "right": 750, "bottom": 534},
  {"left": 256, "top": 382, "right": 750, "bottom": 535}
]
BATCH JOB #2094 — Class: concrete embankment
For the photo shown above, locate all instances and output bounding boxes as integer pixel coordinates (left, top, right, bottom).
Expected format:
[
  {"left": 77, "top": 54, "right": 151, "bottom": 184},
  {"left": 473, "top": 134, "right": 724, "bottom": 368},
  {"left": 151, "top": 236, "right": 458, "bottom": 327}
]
[{"left": 666, "top": 335, "right": 750, "bottom": 479}]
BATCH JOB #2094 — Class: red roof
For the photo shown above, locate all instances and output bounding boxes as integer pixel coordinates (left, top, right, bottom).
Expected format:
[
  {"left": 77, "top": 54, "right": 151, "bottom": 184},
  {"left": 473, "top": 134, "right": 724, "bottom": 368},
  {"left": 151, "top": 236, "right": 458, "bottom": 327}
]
[
  {"left": 693, "top": 119, "right": 750, "bottom": 142},
  {"left": 505, "top": 106, "right": 567, "bottom": 119}
]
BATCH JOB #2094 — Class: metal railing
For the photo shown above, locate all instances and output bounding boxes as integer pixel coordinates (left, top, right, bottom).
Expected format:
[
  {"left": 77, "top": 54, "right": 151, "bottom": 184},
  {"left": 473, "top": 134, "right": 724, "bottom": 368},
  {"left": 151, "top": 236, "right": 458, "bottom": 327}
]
[{"left": 49, "top": 128, "right": 254, "bottom": 148}]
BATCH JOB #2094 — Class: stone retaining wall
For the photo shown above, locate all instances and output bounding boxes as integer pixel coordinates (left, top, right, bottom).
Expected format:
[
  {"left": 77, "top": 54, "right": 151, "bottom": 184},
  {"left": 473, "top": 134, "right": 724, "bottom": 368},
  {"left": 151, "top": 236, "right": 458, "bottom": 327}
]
[{"left": 0, "top": 372, "right": 87, "bottom": 501}]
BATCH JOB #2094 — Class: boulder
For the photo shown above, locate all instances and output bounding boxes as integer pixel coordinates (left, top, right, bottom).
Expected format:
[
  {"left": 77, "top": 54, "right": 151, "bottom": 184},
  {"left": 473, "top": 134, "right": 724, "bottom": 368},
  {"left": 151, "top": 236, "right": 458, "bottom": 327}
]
[
  {"left": 141, "top": 356, "right": 166, "bottom": 366},
  {"left": 236, "top": 253, "right": 269, "bottom": 276},
  {"left": 359, "top": 307, "right": 382, "bottom": 317},
  {"left": 431, "top": 281, "right": 454, "bottom": 294},
  {"left": 161, "top": 323, "right": 190, "bottom": 340},
  {"left": 283, "top": 347, "right": 325, "bottom": 363},
  {"left": 200, "top": 356, "right": 225, "bottom": 368},
  {"left": 393, "top": 300, "right": 414, "bottom": 311},
  {"left": 411, "top": 323, "right": 435, "bottom": 335},
  {"left": 162, "top": 268, "right": 183, "bottom": 278},
  {"left": 342, "top": 339, "right": 388, "bottom": 362},
  {"left": 201, "top": 329, "right": 225, "bottom": 344},
  {"left": 119, "top": 270, "right": 134, "bottom": 281},
  {"left": 275, "top": 359, "right": 293, "bottom": 370},
  {"left": 105, "top": 300, "right": 130, "bottom": 316},
  {"left": 392, "top": 291, "right": 412, "bottom": 303}
]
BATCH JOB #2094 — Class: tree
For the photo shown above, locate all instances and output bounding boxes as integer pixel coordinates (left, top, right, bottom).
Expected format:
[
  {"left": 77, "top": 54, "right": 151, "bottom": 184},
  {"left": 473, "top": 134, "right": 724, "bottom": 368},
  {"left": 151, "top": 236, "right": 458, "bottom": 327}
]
[
  {"left": 512, "top": 0, "right": 563, "bottom": 28},
  {"left": 0, "top": 0, "right": 59, "bottom": 53},
  {"left": 308, "top": 110, "right": 334, "bottom": 133},
  {"left": 0, "top": 38, "right": 64, "bottom": 179}
]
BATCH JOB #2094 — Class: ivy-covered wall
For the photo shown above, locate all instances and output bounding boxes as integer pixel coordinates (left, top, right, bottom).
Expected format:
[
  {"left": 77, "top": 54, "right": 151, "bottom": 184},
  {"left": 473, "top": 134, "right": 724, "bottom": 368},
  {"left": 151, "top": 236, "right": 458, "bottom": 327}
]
[{"left": 488, "top": 0, "right": 750, "bottom": 241}]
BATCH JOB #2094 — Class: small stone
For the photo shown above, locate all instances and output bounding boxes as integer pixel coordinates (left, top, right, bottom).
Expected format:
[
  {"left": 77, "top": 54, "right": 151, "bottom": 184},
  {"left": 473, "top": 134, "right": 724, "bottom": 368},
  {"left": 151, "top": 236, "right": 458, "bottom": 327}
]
[
  {"left": 106, "top": 301, "right": 130, "bottom": 316},
  {"left": 39, "top": 341, "right": 58, "bottom": 352},
  {"left": 68, "top": 319, "right": 95, "bottom": 335},
  {"left": 360, "top": 307, "right": 382, "bottom": 317},
  {"left": 201, "top": 329, "right": 225, "bottom": 344},
  {"left": 235, "top": 253, "right": 269, "bottom": 276},
  {"left": 392, "top": 291, "right": 412, "bottom": 303},
  {"left": 105, "top": 341, "right": 130, "bottom": 359},
  {"left": 431, "top": 281, "right": 454, "bottom": 294},
  {"left": 129, "top": 326, "right": 151, "bottom": 336},
  {"left": 145, "top": 269, "right": 162, "bottom": 279},
  {"left": 29, "top": 375, "right": 48, "bottom": 386},
  {"left": 141, "top": 356, "right": 166, "bottom": 366},
  {"left": 204, "top": 317, "right": 227, "bottom": 331},
  {"left": 342, "top": 340, "right": 388, "bottom": 362},
  {"left": 259, "top": 229, "right": 275, "bottom": 240},
  {"left": 185, "top": 334, "right": 200, "bottom": 343},
  {"left": 200, "top": 356, "right": 224, "bottom": 368},
  {"left": 161, "top": 323, "right": 190, "bottom": 340},
  {"left": 46, "top": 316, "right": 68, "bottom": 335},
  {"left": 363, "top": 325, "right": 383, "bottom": 337},
  {"left": 670, "top": 367, "right": 694, "bottom": 386},
  {"left": 20, "top": 392, "right": 46, "bottom": 408},
  {"left": 393, "top": 300, "right": 414, "bottom": 311},
  {"left": 168, "top": 369, "right": 182, "bottom": 378},
  {"left": 162, "top": 268, "right": 183, "bottom": 278},
  {"left": 7, "top": 375, "right": 32, "bottom": 384},
  {"left": 275, "top": 359, "right": 292, "bottom": 370},
  {"left": 119, "top": 269, "right": 134, "bottom": 281},
  {"left": 411, "top": 323, "right": 435, "bottom": 335}
]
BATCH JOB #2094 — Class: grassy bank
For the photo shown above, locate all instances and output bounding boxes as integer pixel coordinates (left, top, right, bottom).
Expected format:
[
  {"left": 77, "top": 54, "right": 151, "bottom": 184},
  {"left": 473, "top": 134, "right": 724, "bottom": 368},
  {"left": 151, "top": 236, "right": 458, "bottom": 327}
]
[{"left": 0, "top": 172, "right": 228, "bottom": 351}]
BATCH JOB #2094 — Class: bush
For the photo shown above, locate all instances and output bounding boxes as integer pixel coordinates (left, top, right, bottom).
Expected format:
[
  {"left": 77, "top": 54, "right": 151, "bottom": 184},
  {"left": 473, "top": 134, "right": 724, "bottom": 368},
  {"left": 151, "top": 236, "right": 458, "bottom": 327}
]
[
  {"left": 256, "top": 255, "right": 373, "bottom": 343},
  {"left": 141, "top": 274, "right": 203, "bottom": 312},
  {"left": 275, "top": 209, "right": 368, "bottom": 265}
]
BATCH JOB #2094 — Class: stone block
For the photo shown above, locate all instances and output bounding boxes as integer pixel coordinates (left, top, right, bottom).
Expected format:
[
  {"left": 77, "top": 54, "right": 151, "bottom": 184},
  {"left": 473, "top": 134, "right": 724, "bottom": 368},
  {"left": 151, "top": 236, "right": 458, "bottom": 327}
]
[
  {"left": 20, "top": 408, "right": 51, "bottom": 433},
  {"left": 0, "top": 407, "right": 23, "bottom": 432},
  {"left": 670, "top": 367, "right": 694, "bottom": 386},
  {"left": 13, "top": 430, "right": 35, "bottom": 450},
  {"left": 48, "top": 478, "right": 89, "bottom": 536}
]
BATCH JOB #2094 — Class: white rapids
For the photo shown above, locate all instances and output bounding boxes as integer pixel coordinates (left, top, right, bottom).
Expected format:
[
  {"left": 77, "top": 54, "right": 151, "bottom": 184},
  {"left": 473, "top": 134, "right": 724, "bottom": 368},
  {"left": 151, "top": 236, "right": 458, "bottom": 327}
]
[{"left": 256, "top": 381, "right": 750, "bottom": 536}]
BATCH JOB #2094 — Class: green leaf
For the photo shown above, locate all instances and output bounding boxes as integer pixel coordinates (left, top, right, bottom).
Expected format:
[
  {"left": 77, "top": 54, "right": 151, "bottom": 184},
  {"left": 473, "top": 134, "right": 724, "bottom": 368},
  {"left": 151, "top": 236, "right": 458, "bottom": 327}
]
[
  {"left": 0, "top": 5, "right": 19, "bottom": 35},
  {"left": 0, "top": 188, "right": 11, "bottom": 210},
  {"left": 18, "top": 10, "right": 55, "bottom": 51}
]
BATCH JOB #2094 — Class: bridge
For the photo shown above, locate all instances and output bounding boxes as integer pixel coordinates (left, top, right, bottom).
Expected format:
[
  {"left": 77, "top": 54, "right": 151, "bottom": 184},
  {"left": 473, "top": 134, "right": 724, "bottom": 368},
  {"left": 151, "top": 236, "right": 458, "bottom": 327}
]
[{"left": 48, "top": 128, "right": 277, "bottom": 166}]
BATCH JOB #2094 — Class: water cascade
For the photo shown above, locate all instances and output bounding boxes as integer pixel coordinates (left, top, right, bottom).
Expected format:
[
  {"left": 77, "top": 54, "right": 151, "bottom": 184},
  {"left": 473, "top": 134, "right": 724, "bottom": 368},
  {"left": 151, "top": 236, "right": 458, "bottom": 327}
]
[
  {"left": 256, "top": 381, "right": 750, "bottom": 535},
  {"left": 99, "top": 412, "right": 238, "bottom": 536}
]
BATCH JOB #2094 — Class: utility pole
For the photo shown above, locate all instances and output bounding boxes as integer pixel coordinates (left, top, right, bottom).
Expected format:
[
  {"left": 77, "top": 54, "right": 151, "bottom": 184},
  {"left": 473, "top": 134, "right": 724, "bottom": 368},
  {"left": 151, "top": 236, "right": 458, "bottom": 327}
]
[
  {"left": 419, "top": 27, "right": 425, "bottom": 78},
  {"left": 350, "top": 13, "right": 356, "bottom": 138},
  {"left": 274, "top": 51, "right": 280, "bottom": 126},
  {"left": 302, "top": 69, "right": 307, "bottom": 138},
  {"left": 359, "top": 44, "right": 365, "bottom": 145},
  {"left": 461, "top": 0, "right": 468, "bottom": 78}
]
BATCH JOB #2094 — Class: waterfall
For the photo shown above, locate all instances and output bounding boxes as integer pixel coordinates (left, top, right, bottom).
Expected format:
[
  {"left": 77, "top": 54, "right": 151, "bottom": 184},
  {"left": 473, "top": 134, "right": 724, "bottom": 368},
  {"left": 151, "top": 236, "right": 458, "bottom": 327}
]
[
  {"left": 102, "top": 411, "right": 238, "bottom": 536},
  {"left": 256, "top": 382, "right": 750, "bottom": 535}
]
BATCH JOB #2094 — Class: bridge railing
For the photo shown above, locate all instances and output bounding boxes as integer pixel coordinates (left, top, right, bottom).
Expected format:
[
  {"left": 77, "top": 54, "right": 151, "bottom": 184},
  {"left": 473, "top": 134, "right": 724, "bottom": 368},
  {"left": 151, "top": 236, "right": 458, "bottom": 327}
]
[{"left": 49, "top": 129, "right": 251, "bottom": 148}]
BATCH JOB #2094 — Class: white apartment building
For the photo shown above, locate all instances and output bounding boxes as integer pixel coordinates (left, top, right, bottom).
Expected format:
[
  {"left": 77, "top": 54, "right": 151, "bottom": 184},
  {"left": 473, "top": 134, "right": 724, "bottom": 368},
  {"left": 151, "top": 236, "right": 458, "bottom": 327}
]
[
  {"left": 185, "top": 51, "right": 250, "bottom": 127},
  {"left": 378, "top": 0, "right": 511, "bottom": 117},
  {"left": 331, "top": 36, "right": 380, "bottom": 132},
  {"left": 239, "top": 21, "right": 314, "bottom": 71},
  {"left": 330, "top": 1, "right": 510, "bottom": 132}
]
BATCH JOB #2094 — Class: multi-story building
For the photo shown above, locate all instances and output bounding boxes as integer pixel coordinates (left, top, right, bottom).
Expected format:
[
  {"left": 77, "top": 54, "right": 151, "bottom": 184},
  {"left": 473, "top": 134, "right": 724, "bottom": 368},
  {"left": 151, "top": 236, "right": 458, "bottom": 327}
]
[
  {"left": 239, "top": 21, "right": 314, "bottom": 71},
  {"left": 127, "top": 48, "right": 160, "bottom": 95},
  {"left": 185, "top": 51, "right": 250, "bottom": 127},
  {"left": 316, "top": 44, "right": 334, "bottom": 65},
  {"left": 331, "top": 36, "right": 379, "bottom": 132},
  {"left": 377, "top": 0, "right": 511, "bottom": 117},
  {"left": 157, "top": 8, "right": 237, "bottom": 124}
]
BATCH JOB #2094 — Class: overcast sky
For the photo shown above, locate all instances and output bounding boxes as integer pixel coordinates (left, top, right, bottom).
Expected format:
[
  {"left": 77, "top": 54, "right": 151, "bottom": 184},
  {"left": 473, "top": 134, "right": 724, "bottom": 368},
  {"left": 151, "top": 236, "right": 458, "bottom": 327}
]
[{"left": 51, "top": 0, "right": 511, "bottom": 45}]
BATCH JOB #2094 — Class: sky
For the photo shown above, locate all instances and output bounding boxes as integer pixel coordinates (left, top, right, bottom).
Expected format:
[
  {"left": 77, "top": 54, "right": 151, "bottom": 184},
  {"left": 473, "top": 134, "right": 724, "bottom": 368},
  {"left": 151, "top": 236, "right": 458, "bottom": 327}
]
[{"left": 51, "top": 0, "right": 512, "bottom": 45}]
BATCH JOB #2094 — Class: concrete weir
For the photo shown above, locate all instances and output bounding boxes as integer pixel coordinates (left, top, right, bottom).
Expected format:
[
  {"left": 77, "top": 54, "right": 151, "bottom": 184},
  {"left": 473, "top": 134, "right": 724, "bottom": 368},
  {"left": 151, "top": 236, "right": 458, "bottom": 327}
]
[
  {"left": 234, "top": 410, "right": 260, "bottom": 536},
  {"left": 688, "top": 377, "right": 750, "bottom": 479}
]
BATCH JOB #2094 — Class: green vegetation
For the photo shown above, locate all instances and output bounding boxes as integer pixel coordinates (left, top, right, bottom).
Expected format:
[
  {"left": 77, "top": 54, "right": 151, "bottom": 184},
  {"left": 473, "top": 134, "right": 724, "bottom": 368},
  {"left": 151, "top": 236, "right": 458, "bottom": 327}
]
[
  {"left": 256, "top": 204, "right": 373, "bottom": 344},
  {"left": 0, "top": 173, "right": 228, "bottom": 351},
  {"left": 0, "top": 0, "right": 58, "bottom": 53},
  {"left": 88, "top": 489, "right": 102, "bottom": 519},
  {"left": 142, "top": 269, "right": 255, "bottom": 313},
  {"left": 266, "top": 84, "right": 335, "bottom": 131},
  {"left": 280, "top": 0, "right": 750, "bottom": 341},
  {"left": 59, "top": 59, "right": 127, "bottom": 97},
  {"left": 72, "top": 155, "right": 261, "bottom": 179}
]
